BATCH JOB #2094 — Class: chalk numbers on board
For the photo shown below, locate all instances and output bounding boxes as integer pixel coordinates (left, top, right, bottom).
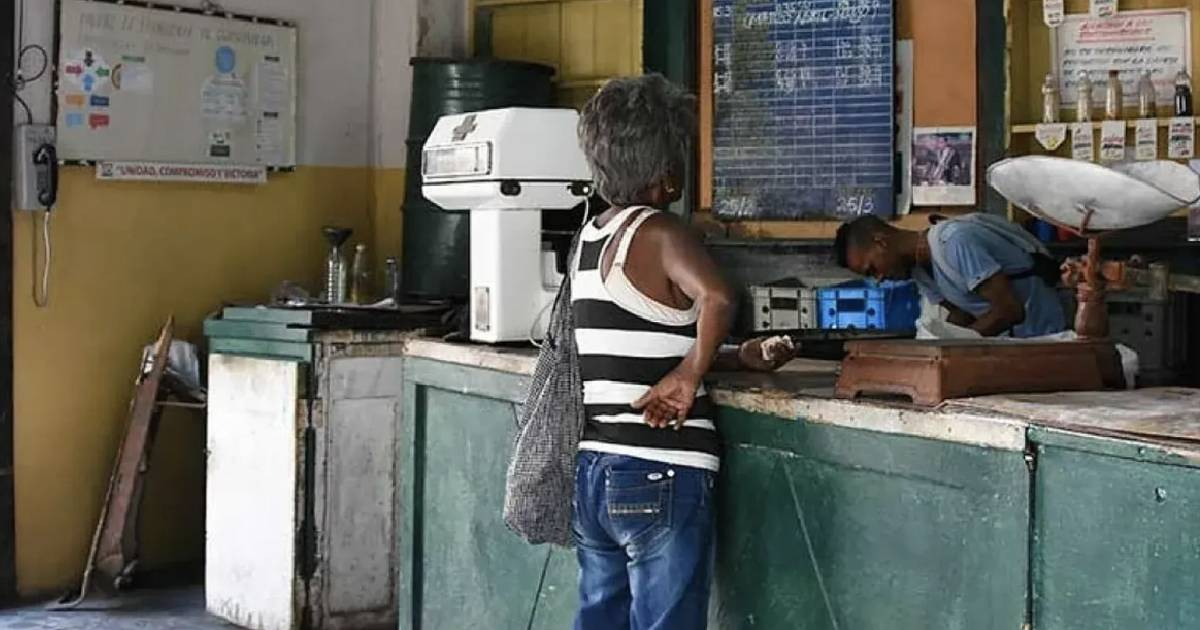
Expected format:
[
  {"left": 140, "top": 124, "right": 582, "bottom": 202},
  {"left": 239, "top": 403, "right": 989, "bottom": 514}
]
[
  {"left": 711, "top": 0, "right": 894, "bottom": 218},
  {"left": 837, "top": 192, "right": 875, "bottom": 216}
]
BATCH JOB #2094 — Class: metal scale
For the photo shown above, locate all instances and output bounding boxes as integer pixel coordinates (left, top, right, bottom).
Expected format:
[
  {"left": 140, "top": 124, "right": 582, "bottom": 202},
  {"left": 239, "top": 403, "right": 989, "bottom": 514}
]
[{"left": 838, "top": 156, "right": 1200, "bottom": 405}]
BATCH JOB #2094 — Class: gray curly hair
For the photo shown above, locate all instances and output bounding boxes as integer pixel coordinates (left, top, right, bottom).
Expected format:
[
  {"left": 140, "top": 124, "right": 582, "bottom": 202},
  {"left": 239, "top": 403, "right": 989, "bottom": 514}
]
[{"left": 577, "top": 74, "right": 696, "bottom": 206}]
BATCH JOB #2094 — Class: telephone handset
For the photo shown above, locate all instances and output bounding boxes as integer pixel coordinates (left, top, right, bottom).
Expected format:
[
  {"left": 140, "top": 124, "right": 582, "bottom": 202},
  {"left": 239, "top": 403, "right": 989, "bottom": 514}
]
[
  {"left": 33, "top": 142, "right": 57, "bottom": 208},
  {"left": 14, "top": 125, "right": 57, "bottom": 307},
  {"left": 15, "top": 124, "right": 56, "bottom": 211}
]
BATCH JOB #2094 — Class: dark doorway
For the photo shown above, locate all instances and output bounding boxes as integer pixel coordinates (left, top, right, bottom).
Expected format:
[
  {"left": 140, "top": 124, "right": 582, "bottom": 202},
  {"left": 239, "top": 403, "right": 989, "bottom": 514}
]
[{"left": 0, "top": 0, "right": 19, "bottom": 602}]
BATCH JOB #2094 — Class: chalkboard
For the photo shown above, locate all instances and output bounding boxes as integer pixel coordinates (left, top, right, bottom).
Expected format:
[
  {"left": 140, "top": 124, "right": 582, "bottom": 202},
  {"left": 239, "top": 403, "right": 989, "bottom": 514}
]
[{"left": 711, "top": 0, "right": 895, "bottom": 220}]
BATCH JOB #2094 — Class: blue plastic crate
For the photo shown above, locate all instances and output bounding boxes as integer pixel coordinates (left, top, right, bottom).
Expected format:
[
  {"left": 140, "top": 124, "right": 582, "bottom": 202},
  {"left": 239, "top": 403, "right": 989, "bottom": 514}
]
[{"left": 817, "top": 280, "right": 920, "bottom": 331}]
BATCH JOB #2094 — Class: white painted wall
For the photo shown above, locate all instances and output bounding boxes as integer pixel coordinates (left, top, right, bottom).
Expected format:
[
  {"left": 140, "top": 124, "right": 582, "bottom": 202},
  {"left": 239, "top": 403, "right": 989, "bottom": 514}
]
[
  {"left": 10, "top": 0, "right": 464, "bottom": 169},
  {"left": 372, "top": 0, "right": 470, "bottom": 168},
  {"left": 371, "top": 0, "right": 418, "bottom": 169},
  {"left": 418, "top": 0, "right": 469, "bottom": 58}
]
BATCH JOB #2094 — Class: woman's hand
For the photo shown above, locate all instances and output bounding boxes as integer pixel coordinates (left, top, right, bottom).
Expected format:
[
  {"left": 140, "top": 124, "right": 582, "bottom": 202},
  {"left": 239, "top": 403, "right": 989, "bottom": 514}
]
[{"left": 632, "top": 368, "right": 702, "bottom": 430}]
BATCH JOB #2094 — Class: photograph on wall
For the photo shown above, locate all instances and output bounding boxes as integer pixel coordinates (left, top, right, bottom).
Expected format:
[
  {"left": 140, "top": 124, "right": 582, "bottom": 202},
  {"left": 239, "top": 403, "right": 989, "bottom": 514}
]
[{"left": 912, "top": 127, "right": 976, "bottom": 206}]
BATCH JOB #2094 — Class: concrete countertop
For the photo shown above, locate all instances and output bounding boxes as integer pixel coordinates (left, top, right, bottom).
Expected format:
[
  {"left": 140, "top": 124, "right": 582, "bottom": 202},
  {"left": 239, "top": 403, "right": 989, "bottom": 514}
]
[
  {"left": 402, "top": 337, "right": 1200, "bottom": 454},
  {"left": 403, "top": 337, "right": 1027, "bottom": 451}
]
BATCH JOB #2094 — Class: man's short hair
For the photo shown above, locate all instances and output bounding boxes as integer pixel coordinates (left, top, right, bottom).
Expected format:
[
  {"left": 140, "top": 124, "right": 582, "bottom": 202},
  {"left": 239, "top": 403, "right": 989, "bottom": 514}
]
[{"left": 833, "top": 215, "right": 890, "bottom": 268}]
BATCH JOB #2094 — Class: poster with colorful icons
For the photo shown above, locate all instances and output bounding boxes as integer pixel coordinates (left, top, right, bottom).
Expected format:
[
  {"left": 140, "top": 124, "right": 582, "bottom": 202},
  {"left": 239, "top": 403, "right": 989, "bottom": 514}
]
[{"left": 56, "top": 0, "right": 296, "bottom": 167}]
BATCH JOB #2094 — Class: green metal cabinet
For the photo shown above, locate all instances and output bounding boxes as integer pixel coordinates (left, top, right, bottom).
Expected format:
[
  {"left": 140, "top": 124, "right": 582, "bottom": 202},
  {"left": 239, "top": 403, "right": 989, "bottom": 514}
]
[
  {"left": 712, "top": 408, "right": 1030, "bottom": 630},
  {"left": 395, "top": 356, "right": 1033, "bottom": 630},
  {"left": 1030, "top": 428, "right": 1200, "bottom": 630},
  {"left": 397, "top": 358, "right": 576, "bottom": 630}
]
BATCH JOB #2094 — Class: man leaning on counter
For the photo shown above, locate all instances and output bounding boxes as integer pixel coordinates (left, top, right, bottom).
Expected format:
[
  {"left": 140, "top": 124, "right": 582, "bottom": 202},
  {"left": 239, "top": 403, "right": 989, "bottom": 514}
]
[{"left": 834, "top": 212, "right": 1068, "bottom": 338}]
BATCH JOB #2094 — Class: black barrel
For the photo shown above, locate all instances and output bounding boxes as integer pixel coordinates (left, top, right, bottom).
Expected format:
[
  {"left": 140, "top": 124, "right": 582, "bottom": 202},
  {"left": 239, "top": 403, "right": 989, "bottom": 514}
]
[{"left": 403, "top": 58, "right": 556, "bottom": 300}]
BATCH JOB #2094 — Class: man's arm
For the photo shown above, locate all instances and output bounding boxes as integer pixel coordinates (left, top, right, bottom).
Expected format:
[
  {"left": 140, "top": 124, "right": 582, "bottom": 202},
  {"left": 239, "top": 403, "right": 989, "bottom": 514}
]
[
  {"left": 631, "top": 215, "right": 734, "bottom": 429},
  {"left": 969, "top": 273, "right": 1026, "bottom": 336},
  {"left": 942, "top": 301, "right": 975, "bottom": 328},
  {"left": 939, "top": 232, "right": 1025, "bottom": 337}
]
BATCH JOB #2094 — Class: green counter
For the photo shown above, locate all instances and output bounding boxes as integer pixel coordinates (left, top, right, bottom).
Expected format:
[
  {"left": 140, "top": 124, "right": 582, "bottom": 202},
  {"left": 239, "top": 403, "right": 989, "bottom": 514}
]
[
  {"left": 713, "top": 408, "right": 1027, "bottom": 629},
  {"left": 394, "top": 339, "right": 1200, "bottom": 630},
  {"left": 1030, "top": 427, "right": 1200, "bottom": 630},
  {"left": 396, "top": 342, "right": 1031, "bottom": 629}
]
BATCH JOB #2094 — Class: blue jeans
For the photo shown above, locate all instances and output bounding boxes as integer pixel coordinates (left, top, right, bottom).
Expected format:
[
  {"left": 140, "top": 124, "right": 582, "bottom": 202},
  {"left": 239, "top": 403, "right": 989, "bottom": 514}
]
[{"left": 572, "top": 451, "right": 716, "bottom": 630}]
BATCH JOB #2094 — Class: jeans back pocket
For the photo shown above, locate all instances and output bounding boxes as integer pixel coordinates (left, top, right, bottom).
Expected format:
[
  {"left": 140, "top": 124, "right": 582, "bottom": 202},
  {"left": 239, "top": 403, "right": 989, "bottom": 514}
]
[{"left": 605, "top": 469, "right": 673, "bottom": 548}]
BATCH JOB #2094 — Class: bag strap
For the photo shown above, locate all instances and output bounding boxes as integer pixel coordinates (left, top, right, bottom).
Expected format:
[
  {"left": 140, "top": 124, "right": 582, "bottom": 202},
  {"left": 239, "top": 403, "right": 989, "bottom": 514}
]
[
  {"left": 928, "top": 215, "right": 1054, "bottom": 289},
  {"left": 544, "top": 230, "right": 583, "bottom": 348}
]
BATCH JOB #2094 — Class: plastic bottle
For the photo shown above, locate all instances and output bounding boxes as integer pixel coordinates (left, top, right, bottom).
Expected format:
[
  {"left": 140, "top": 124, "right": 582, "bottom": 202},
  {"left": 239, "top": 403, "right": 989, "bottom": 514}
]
[
  {"left": 325, "top": 244, "right": 347, "bottom": 304},
  {"left": 1042, "top": 73, "right": 1060, "bottom": 123},
  {"left": 1174, "top": 68, "right": 1193, "bottom": 116},
  {"left": 1137, "top": 71, "right": 1156, "bottom": 118},
  {"left": 1076, "top": 71, "right": 1093, "bottom": 122},
  {"left": 1104, "top": 70, "right": 1123, "bottom": 120}
]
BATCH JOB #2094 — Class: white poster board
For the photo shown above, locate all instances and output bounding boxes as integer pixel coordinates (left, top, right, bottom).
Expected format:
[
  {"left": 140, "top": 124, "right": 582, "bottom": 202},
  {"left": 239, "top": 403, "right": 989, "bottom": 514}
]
[
  {"left": 1053, "top": 8, "right": 1191, "bottom": 108},
  {"left": 56, "top": 0, "right": 297, "bottom": 167}
]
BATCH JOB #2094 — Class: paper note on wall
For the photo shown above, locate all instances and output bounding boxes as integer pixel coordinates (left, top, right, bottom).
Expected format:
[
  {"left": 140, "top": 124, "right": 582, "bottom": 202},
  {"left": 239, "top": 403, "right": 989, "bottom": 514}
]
[
  {"left": 1135, "top": 119, "right": 1158, "bottom": 159},
  {"left": 1091, "top": 0, "right": 1117, "bottom": 18},
  {"left": 1072, "top": 123, "right": 1095, "bottom": 161},
  {"left": 254, "top": 59, "right": 289, "bottom": 114},
  {"left": 1055, "top": 9, "right": 1191, "bottom": 107},
  {"left": 1100, "top": 120, "right": 1126, "bottom": 161},
  {"left": 201, "top": 75, "right": 248, "bottom": 124},
  {"left": 1168, "top": 117, "right": 1195, "bottom": 159},
  {"left": 1044, "top": 0, "right": 1065, "bottom": 27},
  {"left": 1036, "top": 123, "right": 1067, "bottom": 151},
  {"left": 256, "top": 116, "right": 285, "bottom": 165},
  {"left": 113, "top": 61, "right": 153, "bottom": 94}
]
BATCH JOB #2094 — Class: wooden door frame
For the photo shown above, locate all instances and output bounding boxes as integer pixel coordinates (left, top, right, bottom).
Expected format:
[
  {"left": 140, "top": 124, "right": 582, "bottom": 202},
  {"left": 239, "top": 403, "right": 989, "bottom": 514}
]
[
  {"left": 0, "top": 0, "right": 19, "bottom": 602},
  {"left": 977, "top": 0, "right": 1008, "bottom": 215}
]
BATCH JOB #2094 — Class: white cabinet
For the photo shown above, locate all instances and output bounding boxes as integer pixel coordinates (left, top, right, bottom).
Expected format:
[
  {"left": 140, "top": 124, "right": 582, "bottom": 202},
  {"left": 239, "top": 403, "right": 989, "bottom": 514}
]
[{"left": 206, "top": 333, "right": 407, "bottom": 630}]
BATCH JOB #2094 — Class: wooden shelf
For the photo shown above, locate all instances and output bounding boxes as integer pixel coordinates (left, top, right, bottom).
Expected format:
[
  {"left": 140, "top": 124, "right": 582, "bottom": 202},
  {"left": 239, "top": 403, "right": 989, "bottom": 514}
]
[{"left": 1011, "top": 118, "right": 1195, "bottom": 134}]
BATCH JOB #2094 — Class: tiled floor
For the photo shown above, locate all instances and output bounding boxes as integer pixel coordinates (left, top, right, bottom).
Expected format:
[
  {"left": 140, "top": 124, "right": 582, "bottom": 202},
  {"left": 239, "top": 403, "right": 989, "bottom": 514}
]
[{"left": 0, "top": 587, "right": 235, "bottom": 629}]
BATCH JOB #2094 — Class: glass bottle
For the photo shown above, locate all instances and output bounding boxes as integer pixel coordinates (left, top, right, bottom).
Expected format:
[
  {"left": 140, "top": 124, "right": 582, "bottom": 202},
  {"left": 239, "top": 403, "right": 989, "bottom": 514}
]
[
  {"left": 1137, "top": 71, "right": 1157, "bottom": 118},
  {"left": 384, "top": 257, "right": 401, "bottom": 302},
  {"left": 1042, "top": 73, "right": 1060, "bottom": 123},
  {"left": 1104, "top": 70, "right": 1123, "bottom": 120},
  {"left": 1076, "top": 71, "right": 1093, "bottom": 122},
  {"left": 349, "top": 243, "right": 370, "bottom": 304},
  {"left": 1174, "top": 68, "right": 1193, "bottom": 116}
]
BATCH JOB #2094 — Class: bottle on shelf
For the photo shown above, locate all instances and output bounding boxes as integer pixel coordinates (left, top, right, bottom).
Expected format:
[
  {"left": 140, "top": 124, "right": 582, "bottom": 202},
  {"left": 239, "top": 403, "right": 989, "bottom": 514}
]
[
  {"left": 1076, "top": 70, "right": 1093, "bottom": 122},
  {"left": 1137, "top": 71, "right": 1157, "bottom": 118},
  {"left": 384, "top": 257, "right": 401, "bottom": 302},
  {"left": 1042, "top": 73, "right": 1060, "bottom": 123},
  {"left": 1104, "top": 70, "right": 1123, "bottom": 120},
  {"left": 322, "top": 227, "right": 352, "bottom": 305},
  {"left": 1174, "top": 68, "right": 1193, "bottom": 116},
  {"left": 349, "top": 243, "right": 370, "bottom": 304}
]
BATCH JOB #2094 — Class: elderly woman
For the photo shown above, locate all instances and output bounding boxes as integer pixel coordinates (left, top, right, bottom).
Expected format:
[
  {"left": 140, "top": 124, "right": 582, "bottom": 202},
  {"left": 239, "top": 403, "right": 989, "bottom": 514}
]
[{"left": 570, "top": 74, "right": 790, "bottom": 630}]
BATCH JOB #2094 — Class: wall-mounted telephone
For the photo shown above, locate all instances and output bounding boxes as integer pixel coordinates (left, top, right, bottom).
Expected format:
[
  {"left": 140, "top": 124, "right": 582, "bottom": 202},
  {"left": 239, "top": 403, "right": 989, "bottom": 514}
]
[
  {"left": 15, "top": 124, "right": 56, "bottom": 211},
  {"left": 14, "top": 124, "right": 57, "bottom": 307}
]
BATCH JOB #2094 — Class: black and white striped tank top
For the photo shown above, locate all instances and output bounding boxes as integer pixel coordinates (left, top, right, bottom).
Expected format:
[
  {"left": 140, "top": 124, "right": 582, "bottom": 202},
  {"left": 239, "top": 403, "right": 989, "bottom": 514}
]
[{"left": 571, "top": 206, "right": 720, "bottom": 472}]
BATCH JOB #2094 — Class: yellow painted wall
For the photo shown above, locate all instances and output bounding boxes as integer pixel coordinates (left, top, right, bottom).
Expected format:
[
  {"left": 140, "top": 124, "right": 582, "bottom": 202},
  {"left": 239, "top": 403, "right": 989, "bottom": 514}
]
[
  {"left": 472, "top": 0, "right": 643, "bottom": 106},
  {"left": 371, "top": 168, "right": 408, "bottom": 288},
  {"left": 12, "top": 165, "right": 403, "bottom": 595}
]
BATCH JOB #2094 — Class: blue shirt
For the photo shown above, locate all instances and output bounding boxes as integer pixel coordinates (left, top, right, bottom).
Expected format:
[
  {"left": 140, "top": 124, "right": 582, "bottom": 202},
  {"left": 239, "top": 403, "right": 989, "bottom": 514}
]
[{"left": 911, "top": 219, "right": 1066, "bottom": 338}]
